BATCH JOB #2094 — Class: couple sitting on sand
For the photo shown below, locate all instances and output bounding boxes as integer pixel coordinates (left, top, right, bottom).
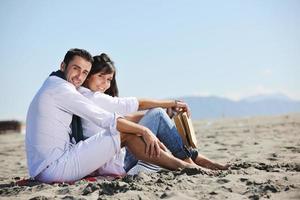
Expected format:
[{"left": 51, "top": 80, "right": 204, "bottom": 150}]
[{"left": 25, "top": 48, "right": 229, "bottom": 183}]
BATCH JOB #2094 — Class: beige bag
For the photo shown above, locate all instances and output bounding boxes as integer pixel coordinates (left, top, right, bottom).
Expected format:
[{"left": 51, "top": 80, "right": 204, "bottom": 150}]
[{"left": 173, "top": 112, "right": 197, "bottom": 148}]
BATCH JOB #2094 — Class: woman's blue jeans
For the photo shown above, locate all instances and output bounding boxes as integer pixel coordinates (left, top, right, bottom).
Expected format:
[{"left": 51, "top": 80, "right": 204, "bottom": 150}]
[{"left": 124, "top": 108, "right": 191, "bottom": 172}]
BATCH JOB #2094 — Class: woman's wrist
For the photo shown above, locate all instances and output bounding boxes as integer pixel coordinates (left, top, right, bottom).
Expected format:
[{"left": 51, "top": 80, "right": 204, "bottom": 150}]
[{"left": 140, "top": 126, "right": 148, "bottom": 137}]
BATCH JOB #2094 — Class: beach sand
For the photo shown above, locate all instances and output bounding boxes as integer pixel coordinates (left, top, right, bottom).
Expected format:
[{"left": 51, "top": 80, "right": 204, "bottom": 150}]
[{"left": 0, "top": 113, "right": 299, "bottom": 199}]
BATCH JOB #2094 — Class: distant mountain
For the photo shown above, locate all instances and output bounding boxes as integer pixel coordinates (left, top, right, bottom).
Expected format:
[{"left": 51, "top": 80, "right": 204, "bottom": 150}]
[
  {"left": 179, "top": 94, "right": 300, "bottom": 120},
  {"left": 241, "top": 93, "right": 291, "bottom": 102}
]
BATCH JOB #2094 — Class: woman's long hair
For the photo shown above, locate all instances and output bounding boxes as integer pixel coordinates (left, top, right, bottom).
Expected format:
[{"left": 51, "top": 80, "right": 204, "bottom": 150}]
[{"left": 84, "top": 53, "right": 119, "bottom": 97}]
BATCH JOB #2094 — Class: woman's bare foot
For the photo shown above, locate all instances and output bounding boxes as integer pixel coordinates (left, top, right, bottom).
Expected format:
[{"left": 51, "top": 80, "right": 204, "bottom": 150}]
[
  {"left": 218, "top": 163, "right": 231, "bottom": 170},
  {"left": 210, "top": 163, "right": 230, "bottom": 170},
  {"left": 194, "top": 154, "right": 230, "bottom": 170},
  {"left": 185, "top": 162, "right": 200, "bottom": 169},
  {"left": 183, "top": 157, "right": 195, "bottom": 164},
  {"left": 182, "top": 155, "right": 230, "bottom": 170}
]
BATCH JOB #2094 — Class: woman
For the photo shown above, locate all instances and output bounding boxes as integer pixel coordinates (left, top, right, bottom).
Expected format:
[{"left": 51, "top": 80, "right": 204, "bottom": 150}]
[{"left": 79, "top": 53, "right": 229, "bottom": 175}]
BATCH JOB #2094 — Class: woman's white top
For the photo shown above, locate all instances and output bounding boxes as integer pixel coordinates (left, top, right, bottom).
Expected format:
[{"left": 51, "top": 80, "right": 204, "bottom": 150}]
[
  {"left": 78, "top": 87, "right": 139, "bottom": 175},
  {"left": 26, "top": 76, "right": 121, "bottom": 178}
]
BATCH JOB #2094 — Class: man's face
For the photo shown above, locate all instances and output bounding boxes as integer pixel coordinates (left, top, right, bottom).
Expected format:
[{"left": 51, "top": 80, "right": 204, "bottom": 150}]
[{"left": 61, "top": 55, "right": 92, "bottom": 88}]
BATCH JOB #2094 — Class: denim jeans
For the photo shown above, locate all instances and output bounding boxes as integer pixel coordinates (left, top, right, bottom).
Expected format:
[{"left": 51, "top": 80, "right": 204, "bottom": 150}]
[{"left": 124, "top": 108, "right": 191, "bottom": 172}]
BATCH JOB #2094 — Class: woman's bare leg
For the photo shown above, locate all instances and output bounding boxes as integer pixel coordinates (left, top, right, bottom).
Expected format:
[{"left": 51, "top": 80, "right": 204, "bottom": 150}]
[
  {"left": 121, "top": 133, "right": 198, "bottom": 170},
  {"left": 183, "top": 157, "right": 195, "bottom": 164},
  {"left": 194, "top": 154, "right": 230, "bottom": 170}
]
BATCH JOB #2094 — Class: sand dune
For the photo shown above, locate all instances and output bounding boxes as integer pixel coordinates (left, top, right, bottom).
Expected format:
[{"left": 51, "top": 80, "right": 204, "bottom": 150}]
[{"left": 0, "top": 114, "right": 299, "bottom": 199}]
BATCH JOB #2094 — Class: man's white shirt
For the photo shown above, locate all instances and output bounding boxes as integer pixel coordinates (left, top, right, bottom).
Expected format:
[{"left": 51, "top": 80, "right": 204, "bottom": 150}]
[{"left": 25, "top": 76, "right": 121, "bottom": 178}]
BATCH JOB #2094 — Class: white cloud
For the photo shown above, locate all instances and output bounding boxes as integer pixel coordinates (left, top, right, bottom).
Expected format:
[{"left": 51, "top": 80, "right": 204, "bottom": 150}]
[
  {"left": 190, "top": 85, "right": 300, "bottom": 101},
  {"left": 261, "top": 68, "right": 273, "bottom": 76},
  {"left": 191, "top": 91, "right": 212, "bottom": 97},
  {"left": 223, "top": 85, "right": 300, "bottom": 101}
]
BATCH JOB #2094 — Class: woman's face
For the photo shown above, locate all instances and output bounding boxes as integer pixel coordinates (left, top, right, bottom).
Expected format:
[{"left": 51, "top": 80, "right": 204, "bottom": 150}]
[{"left": 87, "top": 72, "right": 114, "bottom": 93}]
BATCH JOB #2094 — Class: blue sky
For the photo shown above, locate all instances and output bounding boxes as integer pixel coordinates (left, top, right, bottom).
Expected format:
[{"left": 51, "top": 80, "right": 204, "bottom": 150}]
[{"left": 0, "top": 0, "right": 299, "bottom": 120}]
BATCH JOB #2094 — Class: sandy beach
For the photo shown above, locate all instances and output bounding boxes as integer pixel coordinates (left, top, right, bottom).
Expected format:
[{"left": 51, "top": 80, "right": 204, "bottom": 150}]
[{"left": 0, "top": 113, "right": 299, "bottom": 200}]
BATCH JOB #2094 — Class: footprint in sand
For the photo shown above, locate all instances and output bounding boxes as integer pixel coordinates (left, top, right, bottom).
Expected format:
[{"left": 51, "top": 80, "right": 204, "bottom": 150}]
[
  {"left": 240, "top": 177, "right": 248, "bottom": 182},
  {"left": 230, "top": 162, "right": 252, "bottom": 170},
  {"left": 267, "top": 153, "right": 279, "bottom": 161},
  {"left": 244, "top": 180, "right": 282, "bottom": 199},
  {"left": 220, "top": 185, "right": 233, "bottom": 192},
  {"left": 284, "top": 146, "right": 300, "bottom": 153},
  {"left": 280, "top": 163, "right": 300, "bottom": 172},
  {"left": 216, "top": 178, "right": 230, "bottom": 184}
]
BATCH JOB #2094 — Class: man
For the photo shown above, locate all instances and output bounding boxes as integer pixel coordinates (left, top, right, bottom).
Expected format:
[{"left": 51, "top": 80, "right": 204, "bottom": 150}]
[{"left": 26, "top": 48, "right": 194, "bottom": 183}]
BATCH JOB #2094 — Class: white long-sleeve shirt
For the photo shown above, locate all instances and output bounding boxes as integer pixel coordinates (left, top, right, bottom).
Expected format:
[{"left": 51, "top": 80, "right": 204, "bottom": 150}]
[
  {"left": 25, "top": 76, "right": 120, "bottom": 178},
  {"left": 78, "top": 87, "right": 139, "bottom": 175},
  {"left": 78, "top": 87, "right": 139, "bottom": 138}
]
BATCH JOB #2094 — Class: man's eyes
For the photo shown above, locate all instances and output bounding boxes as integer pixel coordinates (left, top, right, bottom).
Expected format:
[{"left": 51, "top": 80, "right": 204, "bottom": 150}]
[{"left": 72, "top": 66, "right": 88, "bottom": 75}]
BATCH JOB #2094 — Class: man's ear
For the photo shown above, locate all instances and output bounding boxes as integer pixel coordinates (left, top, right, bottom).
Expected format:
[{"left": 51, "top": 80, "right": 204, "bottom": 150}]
[{"left": 60, "top": 62, "right": 66, "bottom": 72}]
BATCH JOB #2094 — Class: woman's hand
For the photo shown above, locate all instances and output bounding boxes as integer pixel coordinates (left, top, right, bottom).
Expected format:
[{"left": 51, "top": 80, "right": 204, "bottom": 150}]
[{"left": 141, "top": 127, "right": 163, "bottom": 158}]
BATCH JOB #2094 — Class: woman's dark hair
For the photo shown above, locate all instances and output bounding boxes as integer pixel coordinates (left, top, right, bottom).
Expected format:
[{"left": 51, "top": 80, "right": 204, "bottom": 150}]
[{"left": 84, "top": 53, "right": 119, "bottom": 97}]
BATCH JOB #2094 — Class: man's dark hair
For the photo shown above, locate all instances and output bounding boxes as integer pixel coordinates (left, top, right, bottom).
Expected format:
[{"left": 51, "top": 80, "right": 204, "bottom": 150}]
[{"left": 63, "top": 48, "right": 93, "bottom": 67}]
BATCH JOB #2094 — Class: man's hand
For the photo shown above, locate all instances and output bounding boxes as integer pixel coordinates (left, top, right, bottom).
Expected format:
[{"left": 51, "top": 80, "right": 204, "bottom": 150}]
[{"left": 173, "top": 100, "right": 191, "bottom": 117}]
